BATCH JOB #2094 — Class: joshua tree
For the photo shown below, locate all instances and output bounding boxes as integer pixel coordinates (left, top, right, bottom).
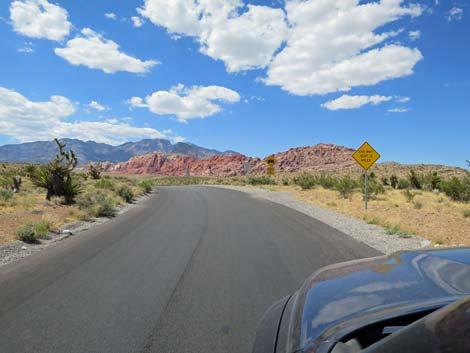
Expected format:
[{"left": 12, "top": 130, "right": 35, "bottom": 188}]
[
  {"left": 88, "top": 163, "right": 103, "bottom": 180},
  {"left": 30, "top": 139, "right": 81, "bottom": 203},
  {"left": 11, "top": 176, "right": 22, "bottom": 193}
]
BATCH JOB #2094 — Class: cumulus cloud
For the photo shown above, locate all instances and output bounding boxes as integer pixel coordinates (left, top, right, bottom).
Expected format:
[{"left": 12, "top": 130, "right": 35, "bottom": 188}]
[
  {"left": 9, "top": 0, "right": 71, "bottom": 41},
  {"left": 409, "top": 30, "right": 421, "bottom": 41},
  {"left": 89, "top": 100, "right": 106, "bottom": 111},
  {"left": 264, "top": 0, "right": 423, "bottom": 95},
  {"left": 105, "top": 12, "right": 117, "bottom": 20},
  {"left": 130, "top": 84, "right": 241, "bottom": 122},
  {"left": 322, "top": 94, "right": 412, "bottom": 110},
  {"left": 137, "top": 0, "right": 287, "bottom": 72},
  {"left": 0, "top": 87, "right": 170, "bottom": 145},
  {"left": 140, "top": 0, "right": 423, "bottom": 95},
  {"left": 322, "top": 95, "right": 393, "bottom": 110},
  {"left": 446, "top": 7, "right": 463, "bottom": 21},
  {"left": 55, "top": 28, "right": 159, "bottom": 74},
  {"left": 131, "top": 16, "right": 144, "bottom": 28},
  {"left": 388, "top": 107, "right": 409, "bottom": 113}
]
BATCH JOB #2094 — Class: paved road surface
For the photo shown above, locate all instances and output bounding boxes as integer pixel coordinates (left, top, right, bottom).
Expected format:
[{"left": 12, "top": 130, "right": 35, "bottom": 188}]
[{"left": 0, "top": 186, "right": 379, "bottom": 353}]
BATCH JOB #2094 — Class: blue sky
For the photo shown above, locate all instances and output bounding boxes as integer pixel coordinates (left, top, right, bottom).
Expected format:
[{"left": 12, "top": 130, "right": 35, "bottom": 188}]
[{"left": 0, "top": 0, "right": 468, "bottom": 167}]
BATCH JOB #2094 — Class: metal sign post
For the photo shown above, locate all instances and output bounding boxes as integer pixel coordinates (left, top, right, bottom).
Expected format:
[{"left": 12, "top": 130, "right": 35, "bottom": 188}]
[
  {"left": 364, "top": 171, "right": 368, "bottom": 211},
  {"left": 352, "top": 142, "right": 380, "bottom": 211}
]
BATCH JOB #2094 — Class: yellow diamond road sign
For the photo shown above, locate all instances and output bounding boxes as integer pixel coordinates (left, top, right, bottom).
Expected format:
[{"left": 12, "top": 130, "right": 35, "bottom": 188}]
[
  {"left": 265, "top": 156, "right": 277, "bottom": 165},
  {"left": 352, "top": 142, "right": 380, "bottom": 171}
]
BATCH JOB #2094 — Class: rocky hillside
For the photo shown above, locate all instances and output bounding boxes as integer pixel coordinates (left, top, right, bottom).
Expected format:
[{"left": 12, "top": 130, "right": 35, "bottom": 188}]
[
  {"left": 0, "top": 138, "right": 235, "bottom": 165},
  {"left": 102, "top": 143, "right": 359, "bottom": 176}
]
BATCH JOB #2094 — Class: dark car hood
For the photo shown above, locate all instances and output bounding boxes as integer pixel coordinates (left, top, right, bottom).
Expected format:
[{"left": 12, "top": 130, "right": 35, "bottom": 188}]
[{"left": 289, "top": 248, "right": 470, "bottom": 353}]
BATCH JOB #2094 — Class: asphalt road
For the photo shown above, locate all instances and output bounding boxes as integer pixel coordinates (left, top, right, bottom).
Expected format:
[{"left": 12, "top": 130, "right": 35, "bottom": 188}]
[{"left": 0, "top": 186, "right": 379, "bottom": 353}]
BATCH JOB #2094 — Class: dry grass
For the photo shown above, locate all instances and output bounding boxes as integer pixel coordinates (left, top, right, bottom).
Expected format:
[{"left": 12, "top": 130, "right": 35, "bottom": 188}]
[
  {"left": 269, "top": 185, "right": 470, "bottom": 246},
  {"left": 0, "top": 169, "right": 152, "bottom": 245}
]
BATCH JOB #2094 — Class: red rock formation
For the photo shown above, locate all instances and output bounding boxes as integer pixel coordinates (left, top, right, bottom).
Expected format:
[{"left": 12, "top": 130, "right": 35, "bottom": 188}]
[{"left": 101, "top": 143, "right": 357, "bottom": 176}]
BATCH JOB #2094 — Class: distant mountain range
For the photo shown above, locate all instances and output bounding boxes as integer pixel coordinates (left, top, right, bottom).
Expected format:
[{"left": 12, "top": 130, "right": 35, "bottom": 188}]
[{"left": 0, "top": 138, "right": 237, "bottom": 166}]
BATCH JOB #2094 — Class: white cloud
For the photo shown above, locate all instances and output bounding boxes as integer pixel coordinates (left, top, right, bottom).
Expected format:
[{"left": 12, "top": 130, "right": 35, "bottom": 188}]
[
  {"left": 140, "top": 0, "right": 423, "bottom": 95},
  {"left": 105, "top": 12, "right": 117, "bottom": 20},
  {"left": 18, "top": 41, "right": 34, "bottom": 53},
  {"left": 396, "top": 96, "right": 411, "bottom": 103},
  {"left": 264, "top": 0, "right": 423, "bottom": 95},
  {"left": 446, "top": 7, "right": 463, "bottom": 21},
  {"left": 172, "top": 136, "right": 185, "bottom": 143},
  {"left": 322, "top": 95, "right": 393, "bottom": 110},
  {"left": 138, "top": 0, "right": 287, "bottom": 72},
  {"left": 131, "top": 16, "right": 144, "bottom": 28},
  {"left": 130, "top": 84, "right": 241, "bottom": 122},
  {"left": 10, "top": 0, "right": 71, "bottom": 41},
  {"left": 409, "top": 30, "right": 421, "bottom": 41},
  {"left": 55, "top": 28, "right": 159, "bottom": 74},
  {"left": 388, "top": 107, "right": 409, "bottom": 113},
  {"left": 163, "top": 129, "right": 172, "bottom": 134},
  {"left": 0, "top": 87, "right": 171, "bottom": 145},
  {"left": 89, "top": 100, "right": 106, "bottom": 111}
]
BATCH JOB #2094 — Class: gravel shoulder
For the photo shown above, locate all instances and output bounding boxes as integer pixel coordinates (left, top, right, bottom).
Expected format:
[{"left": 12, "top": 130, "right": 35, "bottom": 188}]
[
  {"left": 0, "top": 192, "right": 154, "bottom": 267},
  {"left": 209, "top": 185, "right": 430, "bottom": 255}
]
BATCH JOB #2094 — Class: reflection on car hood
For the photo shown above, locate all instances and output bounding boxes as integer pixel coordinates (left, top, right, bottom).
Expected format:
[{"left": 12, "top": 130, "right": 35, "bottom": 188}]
[{"left": 293, "top": 248, "right": 470, "bottom": 352}]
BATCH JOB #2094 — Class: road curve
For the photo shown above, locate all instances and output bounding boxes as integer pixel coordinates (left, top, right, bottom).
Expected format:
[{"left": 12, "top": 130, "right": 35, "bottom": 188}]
[{"left": 0, "top": 186, "right": 379, "bottom": 353}]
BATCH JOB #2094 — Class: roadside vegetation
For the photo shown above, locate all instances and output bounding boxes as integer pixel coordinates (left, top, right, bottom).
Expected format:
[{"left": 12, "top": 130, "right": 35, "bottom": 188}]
[
  {"left": 149, "top": 167, "right": 470, "bottom": 246},
  {"left": 3, "top": 148, "right": 470, "bottom": 247},
  {"left": 0, "top": 141, "right": 154, "bottom": 244}
]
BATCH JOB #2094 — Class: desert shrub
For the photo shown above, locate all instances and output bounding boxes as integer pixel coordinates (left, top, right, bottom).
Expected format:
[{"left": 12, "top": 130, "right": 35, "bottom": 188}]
[
  {"left": 413, "top": 200, "right": 423, "bottom": 209},
  {"left": 397, "top": 178, "right": 410, "bottom": 190},
  {"left": 16, "top": 220, "right": 51, "bottom": 243},
  {"left": 76, "top": 191, "right": 117, "bottom": 217},
  {"left": 16, "top": 224, "right": 37, "bottom": 243},
  {"left": 424, "top": 171, "right": 441, "bottom": 191},
  {"left": 390, "top": 175, "right": 399, "bottom": 189},
  {"left": 30, "top": 139, "right": 81, "bottom": 203},
  {"left": 294, "top": 174, "right": 316, "bottom": 190},
  {"left": 462, "top": 209, "right": 470, "bottom": 218},
  {"left": 381, "top": 177, "right": 389, "bottom": 186},
  {"left": 246, "top": 175, "right": 276, "bottom": 185},
  {"left": 408, "top": 170, "right": 422, "bottom": 190},
  {"left": 365, "top": 179, "right": 385, "bottom": 198},
  {"left": 335, "top": 176, "right": 357, "bottom": 199},
  {"left": 0, "top": 189, "right": 13, "bottom": 201},
  {"left": 95, "top": 197, "right": 117, "bottom": 217},
  {"left": 138, "top": 180, "right": 153, "bottom": 194},
  {"left": 403, "top": 190, "right": 416, "bottom": 203},
  {"left": 88, "top": 164, "right": 103, "bottom": 180},
  {"left": 95, "top": 178, "right": 114, "bottom": 190},
  {"left": 440, "top": 175, "right": 470, "bottom": 202},
  {"left": 316, "top": 174, "right": 337, "bottom": 189},
  {"left": 117, "top": 185, "right": 134, "bottom": 203},
  {"left": 281, "top": 177, "right": 290, "bottom": 186}
]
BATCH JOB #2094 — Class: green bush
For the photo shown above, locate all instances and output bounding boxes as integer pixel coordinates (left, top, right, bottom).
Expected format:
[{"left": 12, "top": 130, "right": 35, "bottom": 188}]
[
  {"left": 95, "top": 197, "right": 117, "bottom": 217},
  {"left": 365, "top": 179, "right": 385, "bottom": 198},
  {"left": 390, "top": 175, "right": 399, "bottom": 189},
  {"left": 294, "top": 174, "right": 316, "bottom": 190},
  {"left": 440, "top": 175, "right": 470, "bottom": 202},
  {"left": 138, "top": 180, "right": 153, "bottom": 194},
  {"left": 281, "top": 177, "right": 290, "bottom": 186},
  {"left": 95, "top": 178, "right": 114, "bottom": 190},
  {"left": 246, "top": 175, "right": 276, "bottom": 185},
  {"left": 316, "top": 174, "right": 337, "bottom": 189},
  {"left": 397, "top": 178, "right": 411, "bottom": 190},
  {"left": 16, "top": 220, "right": 51, "bottom": 243},
  {"left": 16, "top": 224, "right": 37, "bottom": 243},
  {"left": 0, "top": 189, "right": 13, "bottom": 201},
  {"left": 117, "top": 186, "right": 134, "bottom": 203},
  {"left": 408, "top": 170, "right": 422, "bottom": 190},
  {"left": 76, "top": 191, "right": 117, "bottom": 218},
  {"left": 335, "top": 176, "right": 357, "bottom": 199}
]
